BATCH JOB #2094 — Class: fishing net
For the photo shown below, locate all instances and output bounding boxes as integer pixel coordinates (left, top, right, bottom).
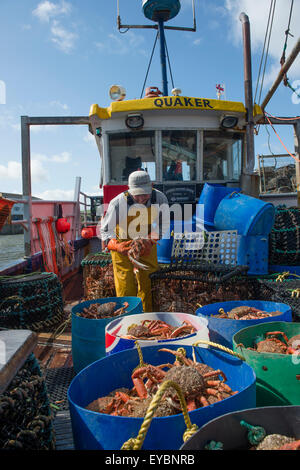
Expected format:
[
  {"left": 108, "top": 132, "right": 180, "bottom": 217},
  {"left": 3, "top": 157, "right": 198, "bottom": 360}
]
[
  {"left": 0, "top": 272, "right": 65, "bottom": 332},
  {"left": 269, "top": 206, "right": 300, "bottom": 265},
  {"left": 0, "top": 353, "right": 55, "bottom": 450},
  {"left": 81, "top": 252, "right": 116, "bottom": 300}
]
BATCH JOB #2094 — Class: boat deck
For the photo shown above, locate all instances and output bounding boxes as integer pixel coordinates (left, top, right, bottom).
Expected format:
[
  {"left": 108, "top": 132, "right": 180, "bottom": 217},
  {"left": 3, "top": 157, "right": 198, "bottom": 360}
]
[{"left": 34, "top": 334, "right": 75, "bottom": 450}]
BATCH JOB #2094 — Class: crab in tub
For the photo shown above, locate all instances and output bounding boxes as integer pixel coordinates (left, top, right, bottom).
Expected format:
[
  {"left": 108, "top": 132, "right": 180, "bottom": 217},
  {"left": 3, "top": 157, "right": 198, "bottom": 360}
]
[{"left": 105, "top": 312, "right": 209, "bottom": 356}]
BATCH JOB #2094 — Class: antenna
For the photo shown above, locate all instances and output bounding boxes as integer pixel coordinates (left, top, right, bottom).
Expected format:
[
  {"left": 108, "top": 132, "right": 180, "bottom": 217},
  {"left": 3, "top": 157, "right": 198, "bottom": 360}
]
[{"left": 117, "top": 0, "right": 197, "bottom": 96}]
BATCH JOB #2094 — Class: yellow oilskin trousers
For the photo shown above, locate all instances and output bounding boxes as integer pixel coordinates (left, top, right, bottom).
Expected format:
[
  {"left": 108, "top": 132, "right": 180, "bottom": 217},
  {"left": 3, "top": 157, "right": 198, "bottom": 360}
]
[{"left": 110, "top": 204, "right": 159, "bottom": 312}]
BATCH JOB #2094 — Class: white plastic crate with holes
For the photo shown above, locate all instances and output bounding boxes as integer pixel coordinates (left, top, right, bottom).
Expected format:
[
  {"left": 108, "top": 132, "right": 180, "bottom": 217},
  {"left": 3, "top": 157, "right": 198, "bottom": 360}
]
[{"left": 171, "top": 230, "right": 238, "bottom": 266}]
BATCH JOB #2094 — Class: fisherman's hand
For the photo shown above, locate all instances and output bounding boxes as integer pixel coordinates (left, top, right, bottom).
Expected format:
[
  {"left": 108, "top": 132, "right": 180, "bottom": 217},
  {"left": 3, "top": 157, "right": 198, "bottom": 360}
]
[
  {"left": 107, "top": 238, "right": 132, "bottom": 254},
  {"left": 139, "top": 238, "right": 156, "bottom": 257}
]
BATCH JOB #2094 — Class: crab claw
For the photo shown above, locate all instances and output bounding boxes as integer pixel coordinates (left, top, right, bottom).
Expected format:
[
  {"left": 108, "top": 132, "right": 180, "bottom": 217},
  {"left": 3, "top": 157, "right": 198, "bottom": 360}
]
[{"left": 128, "top": 254, "right": 149, "bottom": 270}]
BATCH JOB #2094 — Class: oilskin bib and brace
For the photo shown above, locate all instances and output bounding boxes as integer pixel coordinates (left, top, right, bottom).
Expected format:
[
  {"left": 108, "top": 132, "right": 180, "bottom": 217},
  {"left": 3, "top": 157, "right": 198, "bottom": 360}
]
[{"left": 110, "top": 190, "right": 159, "bottom": 312}]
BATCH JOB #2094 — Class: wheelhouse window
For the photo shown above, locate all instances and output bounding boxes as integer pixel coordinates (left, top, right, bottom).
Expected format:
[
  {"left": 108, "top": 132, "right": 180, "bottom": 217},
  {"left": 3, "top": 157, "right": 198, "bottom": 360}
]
[
  {"left": 109, "top": 131, "right": 156, "bottom": 183},
  {"left": 162, "top": 130, "right": 197, "bottom": 181},
  {"left": 203, "top": 131, "right": 243, "bottom": 181}
]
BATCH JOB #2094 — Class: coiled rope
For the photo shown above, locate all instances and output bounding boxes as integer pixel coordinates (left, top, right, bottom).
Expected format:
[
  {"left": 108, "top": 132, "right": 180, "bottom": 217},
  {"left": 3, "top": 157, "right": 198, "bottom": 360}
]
[{"left": 121, "top": 379, "right": 199, "bottom": 450}]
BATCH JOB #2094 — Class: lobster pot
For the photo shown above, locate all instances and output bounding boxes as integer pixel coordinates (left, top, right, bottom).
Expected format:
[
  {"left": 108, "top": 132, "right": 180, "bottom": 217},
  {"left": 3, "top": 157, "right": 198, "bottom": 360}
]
[
  {"left": 256, "top": 278, "right": 300, "bottom": 322},
  {"left": 196, "top": 300, "right": 292, "bottom": 349},
  {"left": 0, "top": 272, "right": 64, "bottom": 332},
  {"left": 81, "top": 252, "right": 116, "bottom": 300},
  {"left": 105, "top": 312, "right": 209, "bottom": 355},
  {"left": 150, "top": 265, "right": 272, "bottom": 314},
  {"left": 181, "top": 406, "right": 300, "bottom": 450},
  {"left": 233, "top": 321, "right": 300, "bottom": 406},
  {"left": 71, "top": 297, "right": 143, "bottom": 373},
  {"left": 269, "top": 206, "right": 300, "bottom": 266},
  {"left": 0, "top": 353, "right": 55, "bottom": 450},
  {"left": 67, "top": 344, "right": 256, "bottom": 450}
]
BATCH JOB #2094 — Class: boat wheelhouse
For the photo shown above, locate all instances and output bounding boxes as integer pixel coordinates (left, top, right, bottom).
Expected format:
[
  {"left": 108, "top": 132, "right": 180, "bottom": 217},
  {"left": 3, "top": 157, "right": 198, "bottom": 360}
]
[{"left": 89, "top": 94, "right": 263, "bottom": 206}]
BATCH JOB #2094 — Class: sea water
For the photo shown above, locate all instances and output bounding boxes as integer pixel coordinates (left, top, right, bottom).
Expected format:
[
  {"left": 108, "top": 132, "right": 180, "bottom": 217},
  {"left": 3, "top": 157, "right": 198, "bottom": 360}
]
[{"left": 0, "top": 234, "right": 24, "bottom": 270}]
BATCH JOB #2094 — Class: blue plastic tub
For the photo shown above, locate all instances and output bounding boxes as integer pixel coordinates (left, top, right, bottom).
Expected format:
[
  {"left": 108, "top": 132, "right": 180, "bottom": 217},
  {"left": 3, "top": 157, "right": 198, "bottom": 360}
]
[
  {"left": 71, "top": 297, "right": 143, "bottom": 374},
  {"left": 68, "top": 344, "right": 256, "bottom": 450},
  {"left": 214, "top": 192, "right": 275, "bottom": 235},
  {"left": 198, "top": 183, "right": 241, "bottom": 227},
  {"left": 157, "top": 219, "right": 195, "bottom": 264},
  {"left": 196, "top": 300, "right": 292, "bottom": 349}
]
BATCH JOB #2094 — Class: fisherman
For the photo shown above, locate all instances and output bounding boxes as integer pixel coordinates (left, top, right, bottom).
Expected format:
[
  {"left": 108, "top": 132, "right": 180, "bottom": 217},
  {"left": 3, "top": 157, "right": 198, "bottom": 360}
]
[{"left": 100, "top": 170, "right": 169, "bottom": 312}]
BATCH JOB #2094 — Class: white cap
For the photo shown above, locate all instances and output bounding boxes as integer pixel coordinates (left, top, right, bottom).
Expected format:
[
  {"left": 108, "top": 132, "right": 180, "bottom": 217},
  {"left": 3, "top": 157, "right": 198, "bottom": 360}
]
[{"left": 128, "top": 170, "right": 152, "bottom": 196}]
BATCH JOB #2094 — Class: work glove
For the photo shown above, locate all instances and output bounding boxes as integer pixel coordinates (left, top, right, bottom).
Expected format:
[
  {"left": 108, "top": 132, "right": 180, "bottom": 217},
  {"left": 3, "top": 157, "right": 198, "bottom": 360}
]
[{"left": 107, "top": 238, "right": 132, "bottom": 254}]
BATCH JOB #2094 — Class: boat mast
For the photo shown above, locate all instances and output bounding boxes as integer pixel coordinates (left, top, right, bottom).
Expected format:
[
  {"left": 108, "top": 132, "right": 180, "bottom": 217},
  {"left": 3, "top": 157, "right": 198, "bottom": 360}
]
[
  {"left": 157, "top": 18, "right": 168, "bottom": 96},
  {"left": 117, "top": 1, "right": 196, "bottom": 97}
]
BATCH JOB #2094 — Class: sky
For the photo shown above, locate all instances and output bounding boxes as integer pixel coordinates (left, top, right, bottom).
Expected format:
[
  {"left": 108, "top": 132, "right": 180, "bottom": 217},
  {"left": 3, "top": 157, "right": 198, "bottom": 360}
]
[{"left": 0, "top": 0, "right": 299, "bottom": 201}]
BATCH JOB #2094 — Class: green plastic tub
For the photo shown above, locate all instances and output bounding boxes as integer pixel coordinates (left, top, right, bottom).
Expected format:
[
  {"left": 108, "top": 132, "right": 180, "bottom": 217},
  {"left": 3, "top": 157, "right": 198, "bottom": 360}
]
[{"left": 233, "top": 321, "right": 300, "bottom": 406}]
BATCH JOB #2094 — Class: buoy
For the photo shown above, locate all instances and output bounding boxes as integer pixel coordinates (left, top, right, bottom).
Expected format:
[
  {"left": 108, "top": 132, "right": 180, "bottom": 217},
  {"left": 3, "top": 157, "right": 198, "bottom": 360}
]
[
  {"left": 56, "top": 217, "right": 70, "bottom": 233},
  {"left": 81, "top": 227, "right": 94, "bottom": 239}
]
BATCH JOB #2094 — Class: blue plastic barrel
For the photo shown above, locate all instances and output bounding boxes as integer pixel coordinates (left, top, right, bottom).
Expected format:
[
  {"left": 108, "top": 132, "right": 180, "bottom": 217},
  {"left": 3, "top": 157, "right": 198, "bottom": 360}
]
[
  {"left": 236, "top": 235, "right": 269, "bottom": 275},
  {"left": 214, "top": 192, "right": 275, "bottom": 235},
  {"left": 68, "top": 344, "right": 256, "bottom": 450},
  {"left": 157, "top": 219, "right": 192, "bottom": 264},
  {"left": 71, "top": 297, "right": 143, "bottom": 374},
  {"left": 196, "top": 300, "right": 292, "bottom": 349},
  {"left": 198, "top": 183, "right": 241, "bottom": 228}
]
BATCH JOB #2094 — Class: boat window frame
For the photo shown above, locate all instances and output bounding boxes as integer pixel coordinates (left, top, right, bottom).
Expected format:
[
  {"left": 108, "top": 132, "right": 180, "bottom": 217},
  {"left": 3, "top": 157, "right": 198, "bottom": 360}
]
[{"left": 104, "top": 127, "right": 245, "bottom": 184}]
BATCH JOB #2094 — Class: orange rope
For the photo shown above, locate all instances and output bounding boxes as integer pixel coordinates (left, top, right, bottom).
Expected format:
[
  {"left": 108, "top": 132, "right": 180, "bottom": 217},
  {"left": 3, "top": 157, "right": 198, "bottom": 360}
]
[
  {"left": 35, "top": 218, "right": 51, "bottom": 272},
  {"left": 47, "top": 217, "right": 59, "bottom": 275},
  {"left": 265, "top": 114, "right": 300, "bottom": 163},
  {"left": 264, "top": 110, "right": 300, "bottom": 121}
]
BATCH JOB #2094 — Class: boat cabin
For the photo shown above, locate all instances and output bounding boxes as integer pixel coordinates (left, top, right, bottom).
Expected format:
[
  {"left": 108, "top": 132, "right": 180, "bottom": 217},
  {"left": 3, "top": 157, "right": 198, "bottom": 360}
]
[{"left": 89, "top": 90, "right": 263, "bottom": 206}]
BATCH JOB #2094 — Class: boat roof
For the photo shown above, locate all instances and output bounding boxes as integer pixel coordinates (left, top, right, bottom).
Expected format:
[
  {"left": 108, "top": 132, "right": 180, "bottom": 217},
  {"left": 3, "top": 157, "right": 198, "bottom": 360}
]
[{"left": 89, "top": 97, "right": 263, "bottom": 121}]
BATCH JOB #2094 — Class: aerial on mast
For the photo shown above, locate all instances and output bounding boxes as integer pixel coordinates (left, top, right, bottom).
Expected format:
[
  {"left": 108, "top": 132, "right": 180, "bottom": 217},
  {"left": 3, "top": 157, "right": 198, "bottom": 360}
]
[{"left": 117, "top": 0, "right": 196, "bottom": 97}]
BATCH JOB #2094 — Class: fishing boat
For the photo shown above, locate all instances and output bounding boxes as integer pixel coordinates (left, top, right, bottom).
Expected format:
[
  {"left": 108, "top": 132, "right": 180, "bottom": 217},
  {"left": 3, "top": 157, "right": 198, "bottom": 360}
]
[{"left": 0, "top": 0, "right": 299, "bottom": 452}]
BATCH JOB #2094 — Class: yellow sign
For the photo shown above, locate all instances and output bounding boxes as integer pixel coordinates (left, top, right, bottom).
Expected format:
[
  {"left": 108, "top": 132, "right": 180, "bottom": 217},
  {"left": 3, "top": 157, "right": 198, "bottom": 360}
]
[{"left": 90, "top": 97, "right": 262, "bottom": 120}]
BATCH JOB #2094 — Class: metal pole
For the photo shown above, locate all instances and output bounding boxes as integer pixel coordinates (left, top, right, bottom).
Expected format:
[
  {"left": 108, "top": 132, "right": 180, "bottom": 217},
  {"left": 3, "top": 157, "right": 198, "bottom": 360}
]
[
  {"left": 158, "top": 18, "right": 168, "bottom": 96},
  {"left": 240, "top": 12, "right": 255, "bottom": 175},
  {"left": 261, "top": 37, "right": 300, "bottom": 111},
  {"left": 294, "top": 121, "right": 300, "bottom": 207},
  {"left": 21, "top": 116, "right": 32, "bottom": 258}
]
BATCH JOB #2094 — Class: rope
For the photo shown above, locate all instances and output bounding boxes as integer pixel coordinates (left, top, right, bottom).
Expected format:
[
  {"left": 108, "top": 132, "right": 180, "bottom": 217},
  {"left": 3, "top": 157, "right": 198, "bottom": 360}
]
[
  {"left": 280, "top": 0, "right": 294, "bottom": 85},
  {"left": 264, "top": 111, "right": 300, "bottom": 121},
  {"left": 121, "top": 380, "right": 199, "bottom": 450},
  {"left": 192, "top": 340, "right": 245, "bottom": 361},
  {"left": 240, "top": 420, "right": 266, "bottom": 446},
  {"left": 258, "top": 0, "right": 277, "bottom": 105},
  {"left": 254, "top": 0, "right": 275, "bottom": 104},
  {"left": 140, "top": 31, "right": 159, "bottom": 99},
  {"left": 204, "top": 440, "right": 224, "bottom": 450},
  {"left": 165, "top": 35, "right": 175, "bottom": 90},
  {"left": 265, "top": 115, "right": 300, "bottom": 163}
]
